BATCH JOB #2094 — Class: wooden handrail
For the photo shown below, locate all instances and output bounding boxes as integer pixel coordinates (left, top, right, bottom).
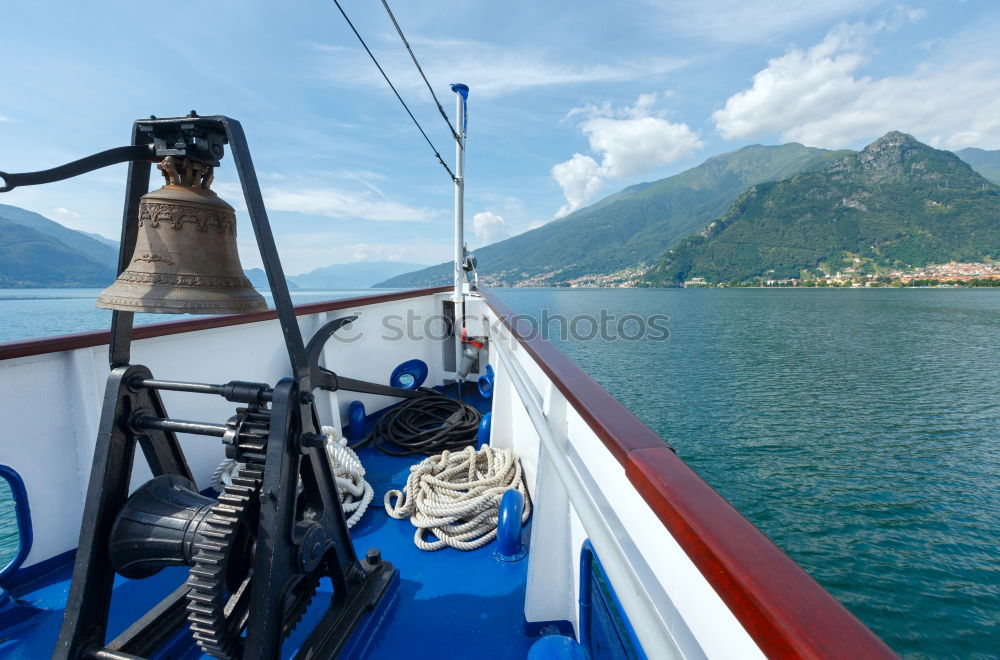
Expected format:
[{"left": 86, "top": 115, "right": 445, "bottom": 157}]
[{"left": 0, "top": 286, "right": 451, "bottom": 361}]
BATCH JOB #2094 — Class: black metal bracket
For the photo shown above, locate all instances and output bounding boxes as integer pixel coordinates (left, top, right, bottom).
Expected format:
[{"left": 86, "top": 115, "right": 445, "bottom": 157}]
[
  {"left": 306, "top": 316, "right": 426, "bottom": 399},
  {"left": 43, "top": 115, "right": 398, "bottom": 659},
  {"left": 0, "top": 146, "right": 153, "bottom": 193}
]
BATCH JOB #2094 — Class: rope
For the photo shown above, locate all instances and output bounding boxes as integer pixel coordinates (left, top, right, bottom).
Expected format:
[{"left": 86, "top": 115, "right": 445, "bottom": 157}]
[
  {"left": 321, "top": 426, "right": 374, "bottom": 528},
  {"left": 384, "top": 446, "right": 531, "bottom": 551},
  {"left": 379, "top": 0, "right": 461, "bottom": 143},
  {"left": 210, "top": 427, "right": 374, "bottom": 529},
  {"left": 329, "top": 0, "right": 457, "bottom": 181},
  {"left": 354, "top": 390, "right": 481, "bottom": 456}
]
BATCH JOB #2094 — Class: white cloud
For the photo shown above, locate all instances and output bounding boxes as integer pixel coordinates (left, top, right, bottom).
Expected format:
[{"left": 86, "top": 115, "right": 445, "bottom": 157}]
[
  {"left": 0, "top": 116, "right": 13, "bottom": 122},
  {"left": 52, "top": 207, "right": 80, "bottom": 217},
  {"left": 471, "top": 211, "right": 510, "bottom": 244},
  {"left": 551, "top": 94, "right": 703, "bottom": 217},
  {"left": 314, "top": 39, "right": 688, "bottom": 98},
  {"left": 644, "top": 0, "right": 886, "bottom": 43},
  {"left": 217, "top": 181, "right": 436, "bottom": 223},
  {"left": 713, "top": 21, "right": 1000, "bottom": 149},
  {"left": 263, "top": 187, "right": 436, "bottom": 222},
  {"left": 552, "top": 154, "right": 605, "bottom": 218}
]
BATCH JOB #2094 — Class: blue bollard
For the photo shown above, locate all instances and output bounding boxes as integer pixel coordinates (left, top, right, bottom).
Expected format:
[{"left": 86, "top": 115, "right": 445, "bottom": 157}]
[
  {"left": 478, "top": 364, "right": 495, "bottom": 398},
  {"left": 495, "top": 488, "right": 527, "bottom": 561},
  {"left": 348, "top": 400, "right": 366, "bottom": 442},
  {"left": 527, "top": 635, "right": 588, "bottom": 660},
  {"left": 477, "top": 412, "right": 492, "bottom": 448}
]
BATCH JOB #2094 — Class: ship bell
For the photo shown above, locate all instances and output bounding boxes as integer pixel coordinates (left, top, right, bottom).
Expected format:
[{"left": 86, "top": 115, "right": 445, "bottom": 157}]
[{"left": 97, "top": 156, "right": 267, "bottom": 314}]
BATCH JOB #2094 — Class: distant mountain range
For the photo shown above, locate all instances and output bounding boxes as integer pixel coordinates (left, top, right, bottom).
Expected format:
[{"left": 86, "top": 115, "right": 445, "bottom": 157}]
[
  {"left": 0, "top": 204, "right": 118, "bottom": 286},
  {"left": 953, "top": 148, "right": 1000, "bottom": 186},
  {"left": 0, "top": 203, "right": 425, "bottom": 289},
  {"left": 377, "top": 140, "right": 1000, "bottom": 288},
  {"left": 244, "top": 262, "right": 425, "bottom": 290},
  {"left": 645, "top": 132, "right": 1000, "bottom": 285},
  {"left": 377, "top": 143, "right": 851, "bottom": 288}
]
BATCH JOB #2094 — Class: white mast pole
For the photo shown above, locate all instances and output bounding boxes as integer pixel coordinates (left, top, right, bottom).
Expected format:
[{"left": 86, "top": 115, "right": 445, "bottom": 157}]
[
  {"left": 452, "top": 84, "right": 467, "bottom": 307},
  {"left": 451, "top": 84, "right": 468, "bottom": 378}
]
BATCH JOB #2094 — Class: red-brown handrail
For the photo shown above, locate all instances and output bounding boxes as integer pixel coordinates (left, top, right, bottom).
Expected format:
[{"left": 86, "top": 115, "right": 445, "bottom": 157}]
[
  {"left": 476, "top": 287, "right": 895, "bottom": 659},
  {"left": 0, "top": 286, "right": 451, "bottom": 361}
]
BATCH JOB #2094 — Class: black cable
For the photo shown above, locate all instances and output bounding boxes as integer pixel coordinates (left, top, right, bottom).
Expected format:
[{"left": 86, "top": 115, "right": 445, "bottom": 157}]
[
  {"left": 379, "top": 0, "right": 462, "bottom": 144},
  {"left": 354, "top": 390, "right": 481, "bottom": 456},
  {"left": 330, "top": 0, "right": 457, "bottom": 181}
]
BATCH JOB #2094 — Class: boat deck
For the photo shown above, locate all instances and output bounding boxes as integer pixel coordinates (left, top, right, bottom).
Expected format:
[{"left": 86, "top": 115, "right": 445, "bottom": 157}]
[{"left": 0, "top": 387, "right": 538, "bottom": 659}]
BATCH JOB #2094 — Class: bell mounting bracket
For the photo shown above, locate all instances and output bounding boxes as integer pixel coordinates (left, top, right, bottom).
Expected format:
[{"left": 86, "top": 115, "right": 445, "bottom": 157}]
[{"left": 0, "top": 112, "right": 229, "bottom": 193}]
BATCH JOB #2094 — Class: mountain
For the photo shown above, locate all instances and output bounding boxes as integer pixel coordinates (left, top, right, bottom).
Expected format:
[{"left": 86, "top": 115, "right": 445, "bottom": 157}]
[
  {"left": 954, "top": 147, "right": 1000, "bottom": 185},
  {"left": 243, "top": 268, "right": 298, "bottom": 290},
  {"left": 292, "top": 261, "right": 427, "bottom": 289},
  {"left": 81, "top": 231, "right": 120, "bottom": 249},
  {"left": 0, "top": 204, "right": 118, "bottom": 266},
  {"left": 377, "top": 143, "right": 845, "bottom": 287},
  {"left": 243, "top": 262, "right": 426, "bottom": 290},
  {"left": 645, "top": 132, "right": 1000, "bottom": 286},
  {"left": 0, "top": 216, "right": 117, "bottom": 286}
]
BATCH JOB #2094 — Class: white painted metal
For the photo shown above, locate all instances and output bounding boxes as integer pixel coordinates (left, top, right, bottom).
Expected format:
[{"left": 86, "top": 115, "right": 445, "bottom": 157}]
[
  {"left": 485, "top": 312, "right": 765, "bottom": 659},
  {"left": 452, "top": 87, "right": 466, "bottom": 307},
  {"left": 452, "top": 87, "right": 467, "bottom": 378}
]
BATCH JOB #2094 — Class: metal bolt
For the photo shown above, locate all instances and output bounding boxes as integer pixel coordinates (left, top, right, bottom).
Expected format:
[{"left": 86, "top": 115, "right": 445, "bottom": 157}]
[
  {"left": 300, "top": 392, "right": 315, "bottom": 404},
  {"left": 299, "top": 433, "right": 326, "bottom": 452},
  {"left": 365, "top": 548, "right": 382, "bottom": 568}
]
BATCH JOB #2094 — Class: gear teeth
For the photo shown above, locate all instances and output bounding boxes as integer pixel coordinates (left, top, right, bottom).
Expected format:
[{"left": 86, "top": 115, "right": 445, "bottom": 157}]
[
  {"left": 185, "top": 463, "right": 318, "bottom": 659},
  {"left": 185, "top": 466, "right": 262, "bottom": 660}
]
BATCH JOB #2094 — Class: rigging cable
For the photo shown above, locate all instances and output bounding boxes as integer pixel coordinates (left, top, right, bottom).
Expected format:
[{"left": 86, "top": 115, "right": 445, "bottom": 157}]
[
  {"left": 330, "top": 0, "right": 456, "bottom": 181},
  {"left": 379, "top": 0, "right": 462, "bottom": 143}
]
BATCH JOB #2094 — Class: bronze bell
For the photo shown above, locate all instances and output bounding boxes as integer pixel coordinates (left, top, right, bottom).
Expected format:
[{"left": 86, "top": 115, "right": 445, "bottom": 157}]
[{"left": 97, "top": 156, "right": 267, "bottom": 314}]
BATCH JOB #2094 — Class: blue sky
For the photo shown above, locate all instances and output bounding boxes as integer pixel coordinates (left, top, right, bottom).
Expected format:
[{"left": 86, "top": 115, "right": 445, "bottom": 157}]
[{"left": 1, "top": 0, "right": 998, "bottom": 273}]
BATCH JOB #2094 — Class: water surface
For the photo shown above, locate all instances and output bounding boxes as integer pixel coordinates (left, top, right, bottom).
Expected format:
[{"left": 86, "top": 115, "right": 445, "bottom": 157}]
[{"left": 493, "top": 288, "right": 1000, "bottom": 659}]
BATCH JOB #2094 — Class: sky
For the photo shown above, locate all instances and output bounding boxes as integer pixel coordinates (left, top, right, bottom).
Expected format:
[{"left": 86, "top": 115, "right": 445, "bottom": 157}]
[{"left": 1, "top": 0, "right": 999, "bottom": 273}]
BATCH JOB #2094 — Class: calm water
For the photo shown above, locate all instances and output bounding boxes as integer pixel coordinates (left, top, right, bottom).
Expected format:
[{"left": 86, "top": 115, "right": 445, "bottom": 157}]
[
  {"left": 1, "top": 288, "right": 998, "bottom": 657},
  {"left": 492, "top": 288, "right": 1000, "bottom": 658},
  {"left": 0, "top": 288, "right": 379, "bottom": 342}
]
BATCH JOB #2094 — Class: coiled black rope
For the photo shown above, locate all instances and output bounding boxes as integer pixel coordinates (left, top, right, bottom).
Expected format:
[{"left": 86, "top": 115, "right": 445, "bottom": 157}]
[{"left": 354, "top": 390, "right": 481, "bottom": 456}]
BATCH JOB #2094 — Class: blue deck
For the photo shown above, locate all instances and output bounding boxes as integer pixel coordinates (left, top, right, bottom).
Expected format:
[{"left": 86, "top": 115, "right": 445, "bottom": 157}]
[{"left": 0, "top": 387, "right": 539, "bottom": 659}]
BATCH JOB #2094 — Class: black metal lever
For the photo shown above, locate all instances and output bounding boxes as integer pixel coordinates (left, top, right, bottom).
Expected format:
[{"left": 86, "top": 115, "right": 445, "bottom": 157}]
[
  {"left": 306, "top": 316, "right": 426, "bottom": 399},
  {"left": 0, "top": 145, "right": 154, "bottom": 192}
]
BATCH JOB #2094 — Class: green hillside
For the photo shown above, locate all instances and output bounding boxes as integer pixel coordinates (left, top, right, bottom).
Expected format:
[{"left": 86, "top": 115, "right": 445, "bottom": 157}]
[
  {"left": 0, "top": 203, "right": 118, "bottom": 266},
  {"left": 645, "top": 132, "right": 1000, "bottom": 286},
  {"left": 377, "top": 143, "right": 841, "bottom": 287},
  {"left": 955, "top": 147, "right": 1000, "bottom": 185},
  {"left": 0, "top": 217, "right": 117, "bottom": 286}
]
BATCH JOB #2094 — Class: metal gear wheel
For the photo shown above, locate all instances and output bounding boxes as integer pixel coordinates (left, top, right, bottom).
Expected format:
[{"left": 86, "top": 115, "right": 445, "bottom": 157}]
[{"left": 185, "top": 464, "right": 319, "bottom": 659}]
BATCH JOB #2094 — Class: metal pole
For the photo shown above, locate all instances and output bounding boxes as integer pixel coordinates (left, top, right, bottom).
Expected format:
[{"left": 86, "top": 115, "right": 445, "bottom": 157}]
[
  {"left": 452, "top": 86, "right": 466, "bottom": 306},
  {"left": 451, "top": 84, "right": 468, "bottom": 379}
]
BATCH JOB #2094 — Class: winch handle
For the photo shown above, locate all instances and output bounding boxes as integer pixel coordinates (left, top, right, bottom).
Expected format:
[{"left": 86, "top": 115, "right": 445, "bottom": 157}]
[{"left": 0, "top": 144, "right": 154, "bottom": 192}]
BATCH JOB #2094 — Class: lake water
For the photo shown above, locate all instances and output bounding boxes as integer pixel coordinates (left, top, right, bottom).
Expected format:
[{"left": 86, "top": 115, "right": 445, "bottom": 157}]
[
  {"left": 0, "top": 288, "right": 379, "bottom": 342},
  {"left": 1, "top": 287, "right": 998, "bottom": 657},
  {"left": 492, "top": 288, "right": 1000, "bottom": 659}
]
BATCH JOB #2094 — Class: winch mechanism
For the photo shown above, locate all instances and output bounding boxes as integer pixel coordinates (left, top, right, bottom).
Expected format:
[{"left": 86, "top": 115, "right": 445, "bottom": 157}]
[{"left": 0, "top": 115, "right": 414, "bottom": 659}]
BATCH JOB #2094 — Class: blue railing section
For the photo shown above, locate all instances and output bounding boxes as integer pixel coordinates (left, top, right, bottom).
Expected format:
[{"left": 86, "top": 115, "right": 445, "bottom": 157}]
[
  {"left": 579, "top": 540, "right": 646, "bottom": 659},
  {"left": 0, "top": 465, "right": 32, "bottom": 584}
]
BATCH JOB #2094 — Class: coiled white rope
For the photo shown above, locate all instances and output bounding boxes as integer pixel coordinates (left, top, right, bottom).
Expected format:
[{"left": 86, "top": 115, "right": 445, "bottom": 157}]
[
  {"left": 384, "top": 445, "right": 531, "bottom": 551},
  {"left": 321, "top": 425, "right": 374, "bottom": 528},
  {"left": 210, "top": 426, "right": 373, "bottom": 528}
]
